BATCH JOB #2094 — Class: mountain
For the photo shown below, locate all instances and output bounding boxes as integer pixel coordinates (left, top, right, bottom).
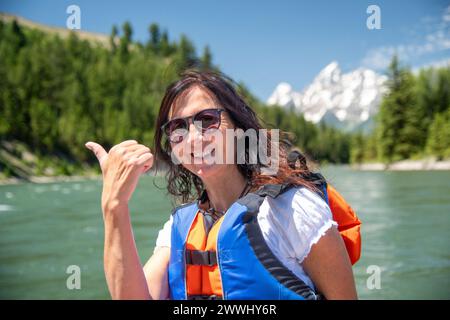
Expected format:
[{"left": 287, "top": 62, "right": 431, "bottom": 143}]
[{"left": 267, "top": 61, "right": 388, "bottom": 132}]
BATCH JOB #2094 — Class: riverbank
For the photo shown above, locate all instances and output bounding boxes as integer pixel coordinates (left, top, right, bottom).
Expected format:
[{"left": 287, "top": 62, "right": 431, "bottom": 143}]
[
  {"left": 0, "top": 174, "right": 101, "bottom": 185},
  {"left": 3, "top": 160, "right": 450, "bottom": 186},
  {"left": 2, "top": 137, "right": 450, "bottom": 185},
  {"left": 0, "top": 171, "right": 171, "bottom": 185},
  {"left": 0, "top": 140, "right": 100, "bottom": 185},
  {"left": 0, "top": 139, "right": 166, "bottom": 185},
  {"left": 0, "top": 167, "right": 167, "bottom": 185},
  {"left": 352, "top": 158, "right": 450, "bottom": 171}
]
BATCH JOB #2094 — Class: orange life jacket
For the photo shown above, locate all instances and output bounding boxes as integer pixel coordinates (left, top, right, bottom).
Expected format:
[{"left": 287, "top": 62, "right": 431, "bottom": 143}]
[
  {"left": 325, "top": 184, "right": 361, "bottom": 265},
  {"left": 185, "top": 210, "right": 224, "bottom": 297}
]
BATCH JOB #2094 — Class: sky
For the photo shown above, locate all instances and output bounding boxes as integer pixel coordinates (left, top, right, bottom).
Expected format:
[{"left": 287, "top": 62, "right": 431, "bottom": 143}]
[{"left": 1, "top": 0, "right": 449, "bottom": 101}]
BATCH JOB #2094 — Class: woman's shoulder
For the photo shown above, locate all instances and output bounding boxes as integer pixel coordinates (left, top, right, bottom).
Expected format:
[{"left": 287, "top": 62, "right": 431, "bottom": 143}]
[
  {"left": 259, "top": 185, "right": 336, "bottom": 240},
  {"left": 265, "top": 185, "right": 331, "bottom": 216},
  {"left": 259, "top": 185, "right": 337, "bottom": 264}
]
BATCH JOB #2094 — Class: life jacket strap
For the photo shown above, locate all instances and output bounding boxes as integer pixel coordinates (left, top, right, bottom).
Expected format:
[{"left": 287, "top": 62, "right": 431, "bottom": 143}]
[
  {"left": 185, "top": 249, "right": 217, "bottom": 266},
  {"left": 255, "top": 183, "right": 294, "bottom": 198}
]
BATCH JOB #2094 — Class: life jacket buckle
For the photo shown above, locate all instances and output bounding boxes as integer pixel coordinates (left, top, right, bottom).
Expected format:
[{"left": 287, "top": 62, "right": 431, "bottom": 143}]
[{"left": 185, "top": 249, "right": 217, "bottom": 266}]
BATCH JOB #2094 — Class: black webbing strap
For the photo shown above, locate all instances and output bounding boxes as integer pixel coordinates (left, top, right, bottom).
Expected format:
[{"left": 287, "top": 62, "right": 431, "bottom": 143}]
[
  {"left": 255, "top": 183, "right": 295, "bottom": 198},
  {"left": 185, "top": 249, "right": 217, "bottom": 266}
]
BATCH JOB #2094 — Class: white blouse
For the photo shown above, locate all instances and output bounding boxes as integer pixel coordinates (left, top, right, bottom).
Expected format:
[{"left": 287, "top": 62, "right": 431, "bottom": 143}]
[{"left": 154, "top": 186, "right": 337, "bottom": 290}]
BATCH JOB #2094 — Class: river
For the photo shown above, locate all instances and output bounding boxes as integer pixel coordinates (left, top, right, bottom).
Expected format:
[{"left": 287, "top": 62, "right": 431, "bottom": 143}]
[{"left": 0, "top": 166, "right": 449, "bottom": 299}]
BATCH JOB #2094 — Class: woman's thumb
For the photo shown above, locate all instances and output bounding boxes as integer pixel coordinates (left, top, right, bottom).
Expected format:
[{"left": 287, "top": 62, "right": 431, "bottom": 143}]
[{"left": 85, "top": 141, "right": 107, "bottom": 164}]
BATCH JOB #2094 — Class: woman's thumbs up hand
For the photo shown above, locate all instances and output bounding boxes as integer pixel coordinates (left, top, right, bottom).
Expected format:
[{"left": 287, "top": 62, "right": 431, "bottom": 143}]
[{"left": 85, "top": 140, "right": 154, "bottom": 213}]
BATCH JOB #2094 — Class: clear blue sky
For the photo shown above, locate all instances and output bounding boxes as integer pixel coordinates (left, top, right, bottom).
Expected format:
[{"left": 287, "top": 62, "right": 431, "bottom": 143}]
[{"left": 1, "top": 0, "right": 449, "bottom": 100}]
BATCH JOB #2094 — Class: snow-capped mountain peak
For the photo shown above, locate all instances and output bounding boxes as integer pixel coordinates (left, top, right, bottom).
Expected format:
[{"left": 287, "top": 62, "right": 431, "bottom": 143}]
[
  {"left": 315, "top": 61, "right": 341, "bottom": 84},
  {"left": 267, "top": 82, "right": 293, "bottom": 106},
  {"left": 267, "top": 61, "right": 387, "bottom": 131}
]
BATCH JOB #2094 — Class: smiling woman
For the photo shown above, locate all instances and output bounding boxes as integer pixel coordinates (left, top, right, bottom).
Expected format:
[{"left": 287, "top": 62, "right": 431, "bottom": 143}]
[
  {"left": 153, "top": 71, "right": 320, "bottom": 203},
  {"left": 86, "top": 70, "right": 358, "bottom": 300}
]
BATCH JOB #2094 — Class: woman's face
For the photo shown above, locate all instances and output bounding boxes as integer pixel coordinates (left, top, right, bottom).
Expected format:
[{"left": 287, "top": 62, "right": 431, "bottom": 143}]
[{"left": 167, "top": 86, "right": 237, "bottom": 179}]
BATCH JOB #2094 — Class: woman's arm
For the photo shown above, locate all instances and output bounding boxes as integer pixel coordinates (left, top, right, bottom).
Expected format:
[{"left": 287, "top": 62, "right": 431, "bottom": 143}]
[
  {"left": 86, "top": 140, "right": 156, "bottom": 299},
  {"left": 302, "top": 225, "right": 358, "bottom": 300},
  {"left": 104, "top": 203, "right": 171, "bottom": 300},
  {"left": 143, "top": 247, "right": 170, "bottom": 300},
  {"left": 103, "top": 202, "right": 151, "bottom": 299}
]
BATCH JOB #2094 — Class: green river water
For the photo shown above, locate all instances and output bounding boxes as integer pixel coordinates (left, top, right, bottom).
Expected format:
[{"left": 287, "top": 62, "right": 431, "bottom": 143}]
[{"left": 0, "top": 166, "right": 449, "bottom": 299}]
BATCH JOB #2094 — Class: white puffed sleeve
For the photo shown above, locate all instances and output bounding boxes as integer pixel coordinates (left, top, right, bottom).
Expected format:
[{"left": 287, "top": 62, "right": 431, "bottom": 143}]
[
  {"left": 289, "top": 187, "right": 338, "bottom": 263},
  {"left": 258, "top": 187, "right": 338, "bottom": 266},
  {"left": 154, "top": 214, "right": 173, "bottom": 252}
]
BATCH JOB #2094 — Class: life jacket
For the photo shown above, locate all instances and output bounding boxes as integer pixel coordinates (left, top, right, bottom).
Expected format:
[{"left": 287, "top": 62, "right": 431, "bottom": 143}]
[
  {"left": 168, "top": 183, "right": 323, "bottom": 300},
  {"left": 325, "top": 183, "right": 361, "bottom": 265},
  {"left": 287, "top": 150, "right": 362, "bottom": 265},
  {"left": 168, "top": 178, "right": 362, "bottom": 300}
]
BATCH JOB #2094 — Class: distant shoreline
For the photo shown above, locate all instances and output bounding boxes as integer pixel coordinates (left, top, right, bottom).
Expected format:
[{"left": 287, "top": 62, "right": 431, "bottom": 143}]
[
  {"left": 0, "top": 174, "right": 101, "bottom": 186},
  {"left": 0, "top": 168, "right": 167, "bottom": 186},
  {"left": 352, "top": 159, "right": 450, "bottom": 171},
  {"left": 2, "top": 159, "right": 450, "bottom": 186}
]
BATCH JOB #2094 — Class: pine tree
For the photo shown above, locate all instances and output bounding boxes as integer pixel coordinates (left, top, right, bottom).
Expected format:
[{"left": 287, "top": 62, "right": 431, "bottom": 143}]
[
  {"left": 201, "top": 45, "right": 212, "bottom": 70},
  {"left": 377, "top": 56, "right": 419, "bottom": 162},
  {"left": 426, "top": 108, "right": 450, "bottom": 160},
  {"left": 148, "top": 23, "right": 160, "bottom": 53},
  {"left": 350, "top": 132, "right": 365, "bottom": 164},
  {"left": 364, "top": 131, "right": 378, "bottom": 161},
  {"left": 398, "top": 70, "right": 424, "bottom": 157},
  {"left": 435, "top": 67, "right": 450, "bottom": 114},
  {"left": 110, "top": 25, "right": 118, "bottom": 52},
  {"left": 159, "top": 30, "right": 172, "bottom": 56},
  {"left": 177, "top": 34, "right": 197, "bottom": 70},
  {"left": 119, "top": 21, "right": 132, "bottom": 62},
  {"left": 9, "top": 19, "right": 26, "bottom": 54}
]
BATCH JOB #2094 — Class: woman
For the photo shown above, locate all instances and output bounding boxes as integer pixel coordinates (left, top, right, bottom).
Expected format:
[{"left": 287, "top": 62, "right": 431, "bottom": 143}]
[{"left": 85, "top": 70, "right": 357, "bottom": 300}]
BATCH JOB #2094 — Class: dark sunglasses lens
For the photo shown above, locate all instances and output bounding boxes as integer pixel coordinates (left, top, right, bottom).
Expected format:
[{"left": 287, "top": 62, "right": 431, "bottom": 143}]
[
  {"left": 194, "top": 109, "right": 221, "bottom": 131},
  {"left": 166, "top": 119, "right": 187, "bottom": 142}
]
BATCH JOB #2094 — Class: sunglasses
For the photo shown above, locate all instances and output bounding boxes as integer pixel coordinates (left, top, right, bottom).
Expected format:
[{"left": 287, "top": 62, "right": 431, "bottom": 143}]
[{"left": 161, "top": 108, "right": 226, "bottom": 143}]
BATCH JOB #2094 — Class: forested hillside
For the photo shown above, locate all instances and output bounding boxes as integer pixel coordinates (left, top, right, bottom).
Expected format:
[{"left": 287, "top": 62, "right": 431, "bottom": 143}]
[
  {"left": 351, "top": 56, "right": 450, "bottom": 163},
  {"left": 0, "top": 16, "right": 448, "bottom": 180},
  {"left": 0, "top": 17, "right": 351, "bottom": 178}
]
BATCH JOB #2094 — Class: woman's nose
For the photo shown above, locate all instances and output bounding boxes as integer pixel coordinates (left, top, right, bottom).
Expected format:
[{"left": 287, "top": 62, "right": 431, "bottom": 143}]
[{"left": 185, "top": 122, "right": 203, "bottom": 146}]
